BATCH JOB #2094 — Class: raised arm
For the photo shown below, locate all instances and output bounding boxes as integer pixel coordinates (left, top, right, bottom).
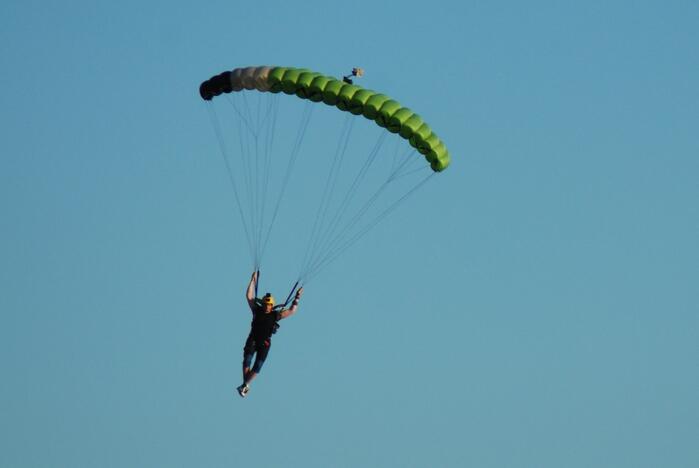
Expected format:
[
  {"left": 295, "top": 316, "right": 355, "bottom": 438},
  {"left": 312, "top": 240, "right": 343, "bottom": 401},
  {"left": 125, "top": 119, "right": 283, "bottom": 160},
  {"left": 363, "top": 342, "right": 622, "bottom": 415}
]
[
  {"left": 279, "top": 287, "right": 304, "bottom": 320},
  {"left": 246, "top": 271, "right": 258, "bottom": 311}
]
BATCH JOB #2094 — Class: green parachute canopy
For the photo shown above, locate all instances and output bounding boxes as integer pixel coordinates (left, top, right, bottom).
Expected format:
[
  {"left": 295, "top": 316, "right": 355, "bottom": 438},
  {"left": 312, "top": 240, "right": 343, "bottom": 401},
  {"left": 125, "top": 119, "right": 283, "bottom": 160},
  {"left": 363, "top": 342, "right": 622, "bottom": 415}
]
[{"left": 199, "top": 66, "right": 450, "bottom": 172}]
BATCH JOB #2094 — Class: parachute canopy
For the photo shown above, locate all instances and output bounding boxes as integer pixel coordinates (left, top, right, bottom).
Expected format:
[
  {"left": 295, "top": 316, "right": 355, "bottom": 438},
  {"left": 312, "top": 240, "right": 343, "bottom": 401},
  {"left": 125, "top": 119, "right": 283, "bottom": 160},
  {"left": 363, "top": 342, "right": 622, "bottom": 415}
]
[{"left": 199, "top": 66, "right": 450, "bottom": 172}]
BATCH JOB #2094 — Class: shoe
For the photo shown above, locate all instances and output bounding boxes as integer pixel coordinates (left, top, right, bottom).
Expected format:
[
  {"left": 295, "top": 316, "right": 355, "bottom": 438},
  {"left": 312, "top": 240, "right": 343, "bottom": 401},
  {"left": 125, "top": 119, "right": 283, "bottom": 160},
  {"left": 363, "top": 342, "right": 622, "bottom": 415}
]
[{"left": 237, "top": 384, "right": 250, "bottom": 398}]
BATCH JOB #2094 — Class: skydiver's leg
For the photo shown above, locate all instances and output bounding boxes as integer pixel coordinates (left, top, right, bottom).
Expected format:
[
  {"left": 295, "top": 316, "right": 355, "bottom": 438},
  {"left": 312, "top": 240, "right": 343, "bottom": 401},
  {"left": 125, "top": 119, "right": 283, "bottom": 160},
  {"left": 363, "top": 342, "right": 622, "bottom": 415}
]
[
  {"left": 244, "top": 340, "right": 270, "bottom": 385},
  {"left": 242, "top": 335, "right": 256, "bottom": 382},
  {"left": 244, "top": 371, "right": 258, "bottom": 385},
  {"left": 243, "top": 354, "right": 254, "bottom": 381}
]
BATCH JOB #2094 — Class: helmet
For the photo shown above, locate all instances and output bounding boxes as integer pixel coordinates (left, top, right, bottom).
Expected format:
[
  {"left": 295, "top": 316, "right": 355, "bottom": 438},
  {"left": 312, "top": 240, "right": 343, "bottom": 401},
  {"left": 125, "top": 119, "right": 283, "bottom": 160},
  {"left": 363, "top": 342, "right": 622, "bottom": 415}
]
[{"left": 262, "top": 293, "right": 275, "bottom": 307}]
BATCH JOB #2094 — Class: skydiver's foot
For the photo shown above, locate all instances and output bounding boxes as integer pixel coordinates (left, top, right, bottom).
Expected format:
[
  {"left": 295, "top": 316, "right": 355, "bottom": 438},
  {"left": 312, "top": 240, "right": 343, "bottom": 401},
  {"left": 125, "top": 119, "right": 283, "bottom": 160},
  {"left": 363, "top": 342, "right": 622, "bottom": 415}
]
[{"left": 236, "top": 384, "right": 250, "bottom": 398}]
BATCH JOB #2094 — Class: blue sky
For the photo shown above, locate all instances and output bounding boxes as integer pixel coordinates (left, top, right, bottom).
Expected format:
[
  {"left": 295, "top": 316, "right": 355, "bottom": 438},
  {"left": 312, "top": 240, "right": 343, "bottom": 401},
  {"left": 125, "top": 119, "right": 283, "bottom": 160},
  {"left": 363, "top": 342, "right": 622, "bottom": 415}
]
[{"left": 1, "top": 1, "right": 697, "bottom": 467}]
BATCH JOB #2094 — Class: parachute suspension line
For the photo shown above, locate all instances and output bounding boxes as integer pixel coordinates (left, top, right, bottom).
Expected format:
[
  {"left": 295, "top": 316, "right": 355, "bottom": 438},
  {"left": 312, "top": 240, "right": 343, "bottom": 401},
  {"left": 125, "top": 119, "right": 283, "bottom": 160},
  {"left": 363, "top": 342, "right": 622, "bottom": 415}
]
[
  {"left": 258, "top": 100, "right": 314, "bottom": 264},
  {"left": 387, "top": 145, "right": 423, "bottom": 181},
  {"left": 390, "top": 135, "right": 403, "bottom": 175},
  {"left": 205, "top": 103, "right": 256, "bottom": 266},
  {"left": 224, "top": 94, "right": 260, "bottom": 267},
  {"left": 223, "top": 93, "right": 283, "bottom": 270},
  {"left": 231, "top": 95, "right": 260, "bottom": 267},
  {"left": 299, "top": 115, "right": 355, "bottom": 276},
  {"left": 300, "top": 148, "right": 431, "bottom": 283},
  {"left": 301, "top": 155, "right": 398, "bottom": 279},
  {"left": 252, "top": 94, "right": 264, "bottom": 268},
  {"left": 303, "top": 130, "right": 387, "bottom": 274},
  {"left": 301, "top": 181, "right": 391, "bottom": 281},
  {"left": 223, "top": 92, "right": 259, "bottom": 138},
  {"left": 251, "top": 94, "right": 276, "bottom": 269},
  {"left": 239, "top": 94, "right": 259, "bottom": 266},
  {"left": 241, "top": 91, "right": 255, "bottom": 136},
  {"left": 391, "top": 163, "right": 429, "bottom": 182},
  {"left": 302, "top": 171, "right": 435, "bottom": 284},
  {"left": 299, "top": 132, "right": 399, "bottom": 282},
  {"left": 256, "top": 96, "right": 279, "bottom": 264}
]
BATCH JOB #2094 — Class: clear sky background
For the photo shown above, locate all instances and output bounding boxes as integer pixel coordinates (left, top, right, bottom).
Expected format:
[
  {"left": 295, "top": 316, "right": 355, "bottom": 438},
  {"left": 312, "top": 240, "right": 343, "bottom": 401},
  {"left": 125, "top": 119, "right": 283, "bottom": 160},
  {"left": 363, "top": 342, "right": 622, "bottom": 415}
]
[{"left": 1, "top": 1, "right": 697, "bottom": 467}]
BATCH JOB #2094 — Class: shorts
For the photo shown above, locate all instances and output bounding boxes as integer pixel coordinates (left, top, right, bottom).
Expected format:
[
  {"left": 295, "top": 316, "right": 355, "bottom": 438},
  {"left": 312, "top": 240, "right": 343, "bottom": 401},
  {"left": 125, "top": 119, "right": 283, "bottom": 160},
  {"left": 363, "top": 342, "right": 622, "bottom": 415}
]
[{"left": 243, "top": 334, "right": 271, "bottom": 373}]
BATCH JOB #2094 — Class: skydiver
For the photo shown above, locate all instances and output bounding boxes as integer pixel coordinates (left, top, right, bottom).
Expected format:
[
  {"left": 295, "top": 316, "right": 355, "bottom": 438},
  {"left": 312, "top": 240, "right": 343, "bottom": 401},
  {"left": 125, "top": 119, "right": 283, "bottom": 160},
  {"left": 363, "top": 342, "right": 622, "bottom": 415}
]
[
  {"left": 236, "top": 271, "right": 304, "bottom": 398},
  {"left": 342, "top": 67, "right": 364, "bottom": 84}
]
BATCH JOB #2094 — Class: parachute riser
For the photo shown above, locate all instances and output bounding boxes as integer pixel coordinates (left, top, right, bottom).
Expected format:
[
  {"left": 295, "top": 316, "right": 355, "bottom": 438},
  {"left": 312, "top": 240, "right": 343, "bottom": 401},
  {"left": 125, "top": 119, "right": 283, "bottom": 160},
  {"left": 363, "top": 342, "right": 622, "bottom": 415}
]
[
  {"left": 255, "top": 269, "right": 260, "bottom": 298},
  {"left": 281, "top": 281, "right": 300, "bottom": 309}
]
